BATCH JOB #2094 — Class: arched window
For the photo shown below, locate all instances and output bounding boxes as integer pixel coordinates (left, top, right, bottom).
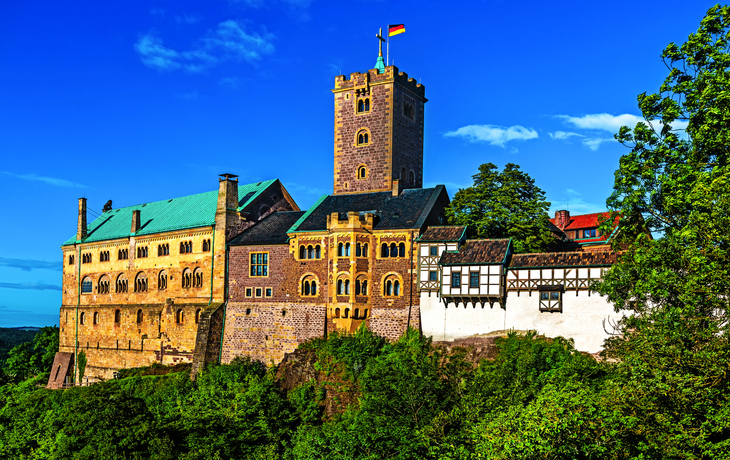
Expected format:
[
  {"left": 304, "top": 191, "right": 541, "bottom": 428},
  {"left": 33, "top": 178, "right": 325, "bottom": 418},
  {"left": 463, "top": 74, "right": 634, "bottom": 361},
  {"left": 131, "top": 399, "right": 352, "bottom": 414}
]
[
  {"left": 136, "top": 309, "right": 143, "bottom": 324},
  {"left": 344, "top": 308, "right": 350, "bottom": 319},
  {"left": 114, "top": 309, "right": 121, "bottom": 324},
  {"left": 390, "top": 243, "right": 398, "bottom": 257},
  {"left": 158, "top": 244, "right": 169, "bottom": 256},
  {"left": 158, "top": 270, "right": 168, "bottom": 290},
  {"left": 357, "top": 129, "right": 369, "bottom": 146},
  {"left": 410, "top": 171, "right": 415, "bottom": 185},
  {"left": 98, "top": 275, "right": 110, "bottom": 294},
  {"left": 363, "top": 309, "right": 369, "bottom": 318},
  {"left": 386, "top": 279, "right": 393, "bottom": 296},
  {"left": 137, "top": 246, "right": 148, "bottom": 258},
  {"left": 394, "top": 280, "right": 401, "bottom": 295},
  {"left": 354, "top": 308, "right": 360, "bottom": 319},
  {"left": 192, "top": 268, "right": 204, "bottom": 288},
  {"left": 337, "top": 279, "right": 344, "bottom": 295},
  {"left": 356, "top": 276, "right": 368, "bottom": 296},
  {"left": 93, "top": 312, "right": 99, "bottom": 325},
  {"left": 299, "top": 245, "right": 306, "bottom": 259},
  {"left": 311, "top": 280, "right": 317, "bottom": 295},
  {"left": 182, "top": 269, "right": 192, "bottom": 289},
  {"left": 315, "top": 245, "right": 321, "bottom": 259},
  {"left": 356, "top": 279, "right": 362, "bottom": 295},
  {"left": 303, "top": 280, "right": 311, "bottom": 295},
  {"left": 307, "top": 245, "right": 314, "bottom": 259},
  {"left": 364, "top": 99, "right": 370, "bottom": 111},
  {"left": 356, "top": 243, "right": 361, "bottom": 257},
  {"left": 176, "top": 309, "right": 184, "bottom": 324},
  {"left": 362, "top": 243, "right": 368, "bottom": 256},
  {"left": 381, "top": 243, "right": 389, "bottom": 257},
  {"left": 202, "top": 239, "right": 211, "bottom": 252},
  {"left": 195, "top": 309, "right": 201, "bottom": 324},
  {"left": 399, "top": 242, "right": 406, "bottom": 257},
  {"left": 401, "top": 167, "right": 406, "bottom": 180},
  {"left": 180, "top": 241, "right": 193, "bottom": 254},
  {"left": 344, "top": 279, "right": 351, "bottom": 295},
  {"left": 384, "top": 275, "right": 402, "bottom": 297},
  {"left": 116, "top": 273, "right": 128, "bottom": 293},
  {"left": 357, "top": 99, "right": 364, "bottom": 112},
  {"left": 337, "top": 243, "right": 343, "bottom": 257},
  {"left": 81, "top": 277, "right": 93, "bottom": 294},
  {"left": 334, "top": 308, "right": 341, "bottom": 318},
  {"left": 134, "top": 272, "right": 148, "bottom": 293},
  {"left": 301, "top": 275, "right": 318, "bottom": 297},
  {"left": 357, "top": 165, "right": 367, "bottom": 179},
  {"left": 79, "top": 312, "right": 86, "bottom": 325},
  {"left": 345, "top": 243, "right": 351, "bottom": 256}
]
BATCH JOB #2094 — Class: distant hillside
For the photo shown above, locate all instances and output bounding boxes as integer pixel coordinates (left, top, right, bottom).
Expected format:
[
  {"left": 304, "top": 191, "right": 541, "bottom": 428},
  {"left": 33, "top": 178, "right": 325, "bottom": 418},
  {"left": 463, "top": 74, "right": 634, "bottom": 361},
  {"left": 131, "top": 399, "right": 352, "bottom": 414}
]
[{"left": 0, "top": 327, "right": 37, "bottom": 366}]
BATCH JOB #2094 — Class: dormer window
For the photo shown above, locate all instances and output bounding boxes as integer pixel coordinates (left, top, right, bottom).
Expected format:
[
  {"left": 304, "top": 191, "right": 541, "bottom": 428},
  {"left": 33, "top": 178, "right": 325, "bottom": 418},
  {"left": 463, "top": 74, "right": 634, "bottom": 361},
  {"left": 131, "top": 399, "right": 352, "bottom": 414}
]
[{"left": 583, "top": 228, "right": 597, "bottom": 238}]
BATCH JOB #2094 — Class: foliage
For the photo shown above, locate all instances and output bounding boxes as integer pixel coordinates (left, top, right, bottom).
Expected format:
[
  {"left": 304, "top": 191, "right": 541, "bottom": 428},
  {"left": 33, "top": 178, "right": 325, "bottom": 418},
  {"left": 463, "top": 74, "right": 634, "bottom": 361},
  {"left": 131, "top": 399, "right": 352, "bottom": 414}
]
[
  {"left": 77, "top": 350, "right": 87, "bottom": 383},
  {"left": 445, "top": 162, "right": 554, "bottom": 253},
  {"left": 2, "top": 326, "right": 59, "bottom": 383},
  {"left": 0, "top": 328, "right": 37, "bottom": 367}
]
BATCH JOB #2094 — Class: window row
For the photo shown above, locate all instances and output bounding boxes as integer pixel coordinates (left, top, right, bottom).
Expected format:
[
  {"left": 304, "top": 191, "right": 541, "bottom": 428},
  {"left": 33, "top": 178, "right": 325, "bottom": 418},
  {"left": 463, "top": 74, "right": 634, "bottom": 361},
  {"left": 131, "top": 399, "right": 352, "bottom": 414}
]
[
  {"left": 399, "top": 167, "right": 415, "bottom": 185},
  {"left": 380, "top": 242, "right": 406, "bottom": 258},
  {"left": 71, "top": 240, "right": 213, "bottom": 265},
  {"left": 80, "top": 268, "right": 205, "bottom": 294},
  {"left": 337, "top": 242, "right": 370, "bottom": 257},
  {"left": 334, "top": 275, "right": 400, "bottom": 297},
  {"left": 78, "top": 308, "right": 202, "bottom": 325},
  {"left": 333, "top": 307, "right": 368, "bottom": 319},
  {"left": 299, "top": 244, "right": 322, "bottom": 259},
  {"left": 450, "top": 272, "right": 481, "bottom": 288},
  {"left": 244, "top": 287, "right": 274, "bottom": 298}
]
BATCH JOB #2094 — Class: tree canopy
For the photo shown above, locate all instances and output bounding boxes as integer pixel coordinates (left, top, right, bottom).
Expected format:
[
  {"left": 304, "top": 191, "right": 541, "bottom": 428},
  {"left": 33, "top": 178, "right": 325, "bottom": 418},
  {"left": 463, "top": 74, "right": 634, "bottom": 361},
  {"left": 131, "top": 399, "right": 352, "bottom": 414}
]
[{"left": 445, "top": 162, "right": 554, "bottom": 253}]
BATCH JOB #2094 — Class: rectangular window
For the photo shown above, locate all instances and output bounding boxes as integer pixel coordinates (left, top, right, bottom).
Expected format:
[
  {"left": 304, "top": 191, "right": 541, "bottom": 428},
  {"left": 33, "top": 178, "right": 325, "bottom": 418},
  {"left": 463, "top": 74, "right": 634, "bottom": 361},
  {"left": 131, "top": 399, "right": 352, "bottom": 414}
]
[
  {"left": 245, "top": 288, "right": 252, "bottom": 298},
  {"left": 430, "top": 246, "right": 439, "bottom": 256},
  {"left": 583, "top": 228, "right": 597, "bottom": 238},
  {"left": 250, "top": 252, "right": 268, "bottom": 277},
  {"left": 265, "top": 288, "right": 273, "bottom": 297},
  {"left": 539, "top": 290, "right": 562, "bottom": 312},
  {"left": 451, "top": 272, "right": 461, "bottom": 288},
  {"left": 469, "top": 272, "right": 479, "bottom": 288},
  {"left": 429, "top": 271, "right": 438, "bottom": 281},
  {"left": 255, "top": 287, "right": 263, "bottom": 298}
]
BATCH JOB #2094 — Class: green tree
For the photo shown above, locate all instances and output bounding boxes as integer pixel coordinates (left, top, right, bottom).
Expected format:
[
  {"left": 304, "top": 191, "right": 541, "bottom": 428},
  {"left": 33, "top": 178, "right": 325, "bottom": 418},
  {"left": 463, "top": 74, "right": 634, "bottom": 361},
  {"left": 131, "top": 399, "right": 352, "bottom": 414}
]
[
  {"left": 445, "top": 163, "right": 554, "bottom": 253},
  {"left": 2, "top": 326, "right": 58, "bottom": 382},
  {"left": 77, "top": 349, "right": 87, "bottom": 383},
  {"left": 595, "top": 4, "right": 730, "bottom": 456}
]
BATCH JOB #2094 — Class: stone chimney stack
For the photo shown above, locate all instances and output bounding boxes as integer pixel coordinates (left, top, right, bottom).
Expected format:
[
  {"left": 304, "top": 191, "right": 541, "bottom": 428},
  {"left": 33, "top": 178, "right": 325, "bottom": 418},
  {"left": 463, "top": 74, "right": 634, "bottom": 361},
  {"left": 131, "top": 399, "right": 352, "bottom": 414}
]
[
  {"left": 77, "top": 198, "right": 87, "bottom": 241},
  {"left": 131, "top": 210, "right": 141, "bottom": 234},
  {"left": 215, "top": 173, "right": 240, "bottom": 240},
  {"left": 554, "top": 210, "right": 570, "bottom": 230}
]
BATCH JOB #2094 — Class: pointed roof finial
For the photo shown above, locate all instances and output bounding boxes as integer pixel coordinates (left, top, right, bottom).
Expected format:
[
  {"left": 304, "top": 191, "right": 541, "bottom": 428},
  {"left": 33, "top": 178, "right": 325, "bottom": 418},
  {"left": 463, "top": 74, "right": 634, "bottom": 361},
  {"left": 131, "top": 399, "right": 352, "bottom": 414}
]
[{"left": 375, "top": 28, "right": 386, "bottom": 74}]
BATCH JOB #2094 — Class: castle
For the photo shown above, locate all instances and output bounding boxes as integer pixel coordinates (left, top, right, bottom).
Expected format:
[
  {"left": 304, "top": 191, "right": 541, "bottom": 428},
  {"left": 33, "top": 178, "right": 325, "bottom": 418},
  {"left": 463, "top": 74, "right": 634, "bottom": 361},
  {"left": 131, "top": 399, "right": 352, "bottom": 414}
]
[{"left": 48, "top": 53, "right": 621, "bottom": 387}]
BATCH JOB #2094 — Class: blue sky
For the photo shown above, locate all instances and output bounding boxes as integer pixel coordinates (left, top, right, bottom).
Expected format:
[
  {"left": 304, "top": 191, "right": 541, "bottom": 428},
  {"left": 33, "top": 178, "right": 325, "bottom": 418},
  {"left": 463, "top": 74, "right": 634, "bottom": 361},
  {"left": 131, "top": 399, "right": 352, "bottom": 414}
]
[{"left": 0, "top": 0, "right": 717, "bottom": 327}]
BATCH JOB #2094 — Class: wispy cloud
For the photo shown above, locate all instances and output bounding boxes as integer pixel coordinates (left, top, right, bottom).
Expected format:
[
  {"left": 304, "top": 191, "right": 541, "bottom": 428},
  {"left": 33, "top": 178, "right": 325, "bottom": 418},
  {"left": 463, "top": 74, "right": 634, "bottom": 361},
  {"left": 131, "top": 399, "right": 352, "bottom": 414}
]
[
  {"left": 549, "top": 131, "right": 583, "bottom": 140},
  {"left": 2, "top": 171, "right": 86, "bottom": 188},
  {"left": 0, "top": 281, "right": 62, "bottom": 291},
  {"left": 175, "top": 14, "right": 200, "bottom": 24},
  {"left": 549, "top": 189, "right": 606, "bottom": 215},
  {"left": 0, "top": 257, "right": 60, "bottom": 272},
  {"left": 582, "top": 138, "right": 614, "bottom": 151},
  {"left": 219, "top": 76, "right": 241, "bottom": 89},
  {"left": 444, "top": 124, "right": 538, "bottom": 147},
  {"left": 557, "top": 113, "right": 645, "bottom": 133},
  {"left": 135, "top": 20, "right": 275, "bottom": 73}
]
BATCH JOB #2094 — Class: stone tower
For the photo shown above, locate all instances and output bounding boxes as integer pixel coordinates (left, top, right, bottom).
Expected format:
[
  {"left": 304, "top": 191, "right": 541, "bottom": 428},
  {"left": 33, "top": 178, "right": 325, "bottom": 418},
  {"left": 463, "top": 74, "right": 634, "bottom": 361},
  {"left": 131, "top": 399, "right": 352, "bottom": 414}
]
[{"left": 332, "top": 64, "right": 427, "bottom": 195}]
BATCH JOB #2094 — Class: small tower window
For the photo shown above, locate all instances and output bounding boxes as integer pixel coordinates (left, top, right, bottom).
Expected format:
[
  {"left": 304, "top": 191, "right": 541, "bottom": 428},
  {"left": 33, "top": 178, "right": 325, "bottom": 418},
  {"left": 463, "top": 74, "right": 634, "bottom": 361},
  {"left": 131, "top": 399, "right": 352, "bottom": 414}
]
[
  {"left": 114, "top": 309, "right": 121, "bottom": 324},
  {"left": 136, "top": 309, "right": 143, "bottom": 324},
  {"left": 176, "top": 308, "right": 184, "bottom": 324},
  {"left": 409, "top": 170, "right": 415, "bottom": 185},
  {"left": 357, "top": 165, "right": 368, "bottom": 179},
  {"left": 356, "top": 129, "right": 370, "bottom": 146},
  {"left": 357, "top": 97, "right": 371, "bottom": 113}
]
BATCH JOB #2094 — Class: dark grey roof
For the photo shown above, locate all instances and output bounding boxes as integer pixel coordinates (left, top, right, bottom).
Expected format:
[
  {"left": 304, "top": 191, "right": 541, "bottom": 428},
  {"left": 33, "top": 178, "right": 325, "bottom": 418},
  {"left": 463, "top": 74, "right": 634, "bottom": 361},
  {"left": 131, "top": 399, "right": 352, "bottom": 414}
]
[
  {"left": 440, "top": 239, "right": 511, "bottom": 265},
  {"left": 291, "top": 186, "right": 446, "bottom": 232},
  {"left": 229, "top": 211, "right": 306, "bottom": 246}
]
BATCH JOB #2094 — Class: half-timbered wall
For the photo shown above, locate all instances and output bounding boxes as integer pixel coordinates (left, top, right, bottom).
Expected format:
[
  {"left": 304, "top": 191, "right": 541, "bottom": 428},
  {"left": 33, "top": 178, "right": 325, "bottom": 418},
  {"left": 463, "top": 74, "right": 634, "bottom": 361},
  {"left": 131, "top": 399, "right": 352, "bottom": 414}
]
[{"left": 418, "top": 243, "right": 457, "bottom": 293}]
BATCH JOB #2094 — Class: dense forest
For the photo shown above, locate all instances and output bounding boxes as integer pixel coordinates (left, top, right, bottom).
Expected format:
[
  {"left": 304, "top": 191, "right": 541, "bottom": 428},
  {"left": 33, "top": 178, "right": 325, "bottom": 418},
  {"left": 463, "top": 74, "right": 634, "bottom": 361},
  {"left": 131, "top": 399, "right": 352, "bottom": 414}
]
[{"left": 3, "top": 5, "right": 730, "bottom": 459}]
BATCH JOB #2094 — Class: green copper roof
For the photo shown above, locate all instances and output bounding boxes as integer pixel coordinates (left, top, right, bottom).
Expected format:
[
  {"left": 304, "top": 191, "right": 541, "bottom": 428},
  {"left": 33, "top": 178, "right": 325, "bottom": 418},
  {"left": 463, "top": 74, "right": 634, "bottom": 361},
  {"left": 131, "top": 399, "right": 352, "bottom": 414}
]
[
  {"left": 62, "top": 179, "right": 278, "bottom": 246},
  {"left": 374, "top": 55, "right": 385, "bottom": 74}
]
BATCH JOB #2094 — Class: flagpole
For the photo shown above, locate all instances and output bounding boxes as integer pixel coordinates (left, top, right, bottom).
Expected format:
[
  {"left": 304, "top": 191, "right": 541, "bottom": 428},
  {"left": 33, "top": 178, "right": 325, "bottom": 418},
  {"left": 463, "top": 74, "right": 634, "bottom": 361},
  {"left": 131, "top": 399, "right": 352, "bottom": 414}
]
[{"left": 386, "top": 26, "right": 389, "bottom": 66}]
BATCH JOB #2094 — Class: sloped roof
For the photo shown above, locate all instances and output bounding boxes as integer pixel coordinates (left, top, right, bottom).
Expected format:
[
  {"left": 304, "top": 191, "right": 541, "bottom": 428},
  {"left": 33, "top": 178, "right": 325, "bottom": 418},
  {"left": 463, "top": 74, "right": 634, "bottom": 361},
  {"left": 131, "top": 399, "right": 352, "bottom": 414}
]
[
  {"left": 229, "top": 211, "right": 306, "bottom": 246},
  {"left": 417, "top": 226, "right": 466, "bottom": 243},
  {"left": 508, "top": 250, "right": 618, "bottom": 268},
  {"left": 550, "top": 212, "right": 614, "bottom": 230},
  {"left": 289, "top": 186, "right": 446, "bottom": 233},
  {"left": 62, "top": 179, "right": 278, "bottom": 246},
  {"left": 440, "top": 239, "right": 511, "bottom": 265}
]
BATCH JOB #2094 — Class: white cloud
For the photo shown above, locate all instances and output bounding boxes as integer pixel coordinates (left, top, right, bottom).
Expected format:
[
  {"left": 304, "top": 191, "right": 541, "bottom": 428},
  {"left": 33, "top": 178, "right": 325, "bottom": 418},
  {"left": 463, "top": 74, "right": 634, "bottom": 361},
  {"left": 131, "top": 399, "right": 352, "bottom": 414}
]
[
  {"left": 582, "top": 138, "right": 614, "bottom": 151},
  {"left": 2, "top": 171, "right": 86, "bottom": 188},
  {"left": 219, "top": 76, "right": 241, "bottom": 89},
  {"left": 550, "top": 131, "right": 583, "bottom": 140},
  {"left": 444, "top": 124, "right": 538, "bottom": 147},
  {"left": 135, "top": 20, "right": 275, "bottom": 73},
  {"left": 557, "top": 113, "right": 645, "bottom": 133}
]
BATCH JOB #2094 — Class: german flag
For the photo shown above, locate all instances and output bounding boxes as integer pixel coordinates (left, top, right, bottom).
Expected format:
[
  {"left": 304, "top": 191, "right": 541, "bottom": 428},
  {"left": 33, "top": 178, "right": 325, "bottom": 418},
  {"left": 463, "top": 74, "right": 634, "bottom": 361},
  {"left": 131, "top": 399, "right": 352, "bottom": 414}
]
[{"left": 389, "top": 24, "right": 405, "bottom": 37}]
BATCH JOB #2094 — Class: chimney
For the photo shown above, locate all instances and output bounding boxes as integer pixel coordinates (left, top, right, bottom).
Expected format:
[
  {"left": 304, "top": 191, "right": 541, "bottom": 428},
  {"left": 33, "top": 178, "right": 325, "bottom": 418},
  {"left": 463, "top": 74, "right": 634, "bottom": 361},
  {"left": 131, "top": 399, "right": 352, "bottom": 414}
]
[
  {"left": 392, "top": 179, "right": 403, "bottom": 197},
  {"left": 554, "top": 210, "right": 570, "bottom": 230},
  {"left": 131, "top": 210, "right": 141, "bottom": 233},
  {"left": 217, "top": 173, "right": 239, "bottom": 214},
  {"left": 77, "top": 198, "right": 87, "bottom": 241}
]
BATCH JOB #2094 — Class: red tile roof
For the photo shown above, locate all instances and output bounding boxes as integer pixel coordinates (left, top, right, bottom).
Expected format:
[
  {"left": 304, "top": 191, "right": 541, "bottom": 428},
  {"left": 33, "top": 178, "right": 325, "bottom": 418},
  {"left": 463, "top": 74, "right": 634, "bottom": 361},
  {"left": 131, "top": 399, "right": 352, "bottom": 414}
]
[
  {"left": 549, "top": 212, "right": 614, "bottom": 230},
  {"left": 440, "top": 239, "right": 511, "bottom": 265},
  {"left": 418, "top": 226, "right": 466, "bottom": 242}
]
